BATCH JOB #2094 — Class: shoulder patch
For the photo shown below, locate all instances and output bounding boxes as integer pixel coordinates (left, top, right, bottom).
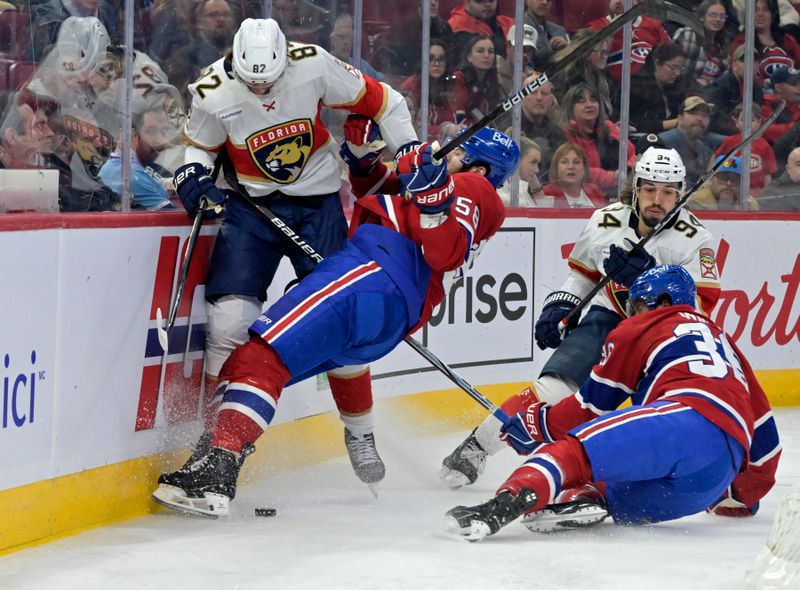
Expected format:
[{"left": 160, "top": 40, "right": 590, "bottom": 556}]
[{"left": 699, "top": 247, "right": 717, "bottom": 280}]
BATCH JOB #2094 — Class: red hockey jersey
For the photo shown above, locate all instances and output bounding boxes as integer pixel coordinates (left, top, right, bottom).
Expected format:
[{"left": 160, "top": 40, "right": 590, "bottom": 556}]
[
  {"left": 546, "top": 305, "right": 781, "bottom": 508},
  {"left": 349, "top": 168, "right": 506, "bottom": 331}
]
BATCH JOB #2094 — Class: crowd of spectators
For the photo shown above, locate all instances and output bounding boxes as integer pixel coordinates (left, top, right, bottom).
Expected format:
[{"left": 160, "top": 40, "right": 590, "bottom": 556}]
[{"left": 2, "top": 0, "right": 800, "bottom": 212}]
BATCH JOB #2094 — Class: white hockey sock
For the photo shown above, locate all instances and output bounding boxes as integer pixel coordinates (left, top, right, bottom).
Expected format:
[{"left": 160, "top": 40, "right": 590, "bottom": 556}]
[
  {"left": 474, "top": 375, "right": 579, "bottom": 455},
  {"left": 535, "top": 374, "right": 579, "bottom": 405},
  {"left": 474, "top": 414, "right": 507, "bottom": 455},
  {"left": 340, "top": 411, "right": 374, "bottom": 438}
]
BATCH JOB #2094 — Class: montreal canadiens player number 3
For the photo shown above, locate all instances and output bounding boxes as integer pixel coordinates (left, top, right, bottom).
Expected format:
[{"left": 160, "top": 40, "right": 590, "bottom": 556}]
[{"left": 445, "top": 265, "right": 781, "bottom": 542}]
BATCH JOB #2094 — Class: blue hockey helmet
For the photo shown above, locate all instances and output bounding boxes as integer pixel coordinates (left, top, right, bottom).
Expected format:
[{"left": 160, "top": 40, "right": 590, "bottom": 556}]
[
  {"left": 628, "top": 264, "right": 696, "bottom": 310},
  {"left": 459, "top": 127, "right": 521, "bottom": 188}
]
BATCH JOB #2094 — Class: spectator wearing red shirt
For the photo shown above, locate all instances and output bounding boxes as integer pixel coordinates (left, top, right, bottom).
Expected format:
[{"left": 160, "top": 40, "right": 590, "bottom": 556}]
[
  {"left": 560, "top": 83, "right": 634, "bottom": 198},
  {"left": 729, "top": 0, "right": 800, "bottom": 86},
  {"left": 714, "top": 104, "right": 777, "bottom": 196},
  {"left": 449, "top": 35, "right": 504, "bottom": 125},
  {"left": 399, "top": 39, "right": 463, "bottom": 137},
  {"left": 541, "top": 142, "right": 606, "bottom": 208},
  {"left": 586, "top": 0, "right": 670, "bottom": 83},
  {"left": 447, "top": 0, "right": 513, "bottom": 63}
]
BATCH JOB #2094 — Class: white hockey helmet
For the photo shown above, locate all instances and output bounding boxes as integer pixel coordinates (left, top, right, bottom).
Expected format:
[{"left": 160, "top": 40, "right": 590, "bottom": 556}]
[
  {"left": 55, "top": 16, "right": 111, "bottom": 80},
  {"left": 632, "top": 147, "right": 686, "bottom": 208},
  {"left": 232, "top": 18, "right": 287, "bottom": 86}
]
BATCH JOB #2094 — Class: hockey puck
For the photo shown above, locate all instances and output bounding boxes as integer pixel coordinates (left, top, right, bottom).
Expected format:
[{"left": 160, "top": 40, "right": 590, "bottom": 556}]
[{"left": 254, "top": 507, "right": 277, "bottom": 517}]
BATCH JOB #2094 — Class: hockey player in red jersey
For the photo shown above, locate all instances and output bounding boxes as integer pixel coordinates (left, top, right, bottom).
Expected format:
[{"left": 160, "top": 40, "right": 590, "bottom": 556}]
[
  {"left": 440, "top": 147, "right": 721, "bottom": 489},
  {"left": 171, "top": 18, "right": 419, "bottom": 489},
  {"left": 151, "top": 126, "right": 519, "bottom": 518},
  {"left": 445, "top": 265, "right": 781, "bottom": 542}
]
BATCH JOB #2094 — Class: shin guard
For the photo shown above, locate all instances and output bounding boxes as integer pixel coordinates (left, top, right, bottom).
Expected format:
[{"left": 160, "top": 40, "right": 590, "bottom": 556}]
[
  {"left": 212, "top": 338, "right": 292, "bottom": 453},
  {"left": 499, "top": 437, "right": 593, "bottom": 512}
]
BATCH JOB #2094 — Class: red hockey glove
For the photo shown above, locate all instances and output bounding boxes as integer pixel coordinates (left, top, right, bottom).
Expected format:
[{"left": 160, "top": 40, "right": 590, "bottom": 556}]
[
  {"left": 499, "top": 401, "right": 552, "bottom": 455},
  {"left": 707, "top": 491, "right": 759, "bottom": 517},
  {"left": 339, "top": 115, "right": 385, "bottom": 176},
  {"left": 396, "top": 142, "right": 454, "bottom": 214}
]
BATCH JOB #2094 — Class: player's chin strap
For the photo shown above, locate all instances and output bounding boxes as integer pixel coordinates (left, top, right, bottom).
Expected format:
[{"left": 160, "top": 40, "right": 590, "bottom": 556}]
[
  {"left": 561, "top": 100, "right": 786, "bottom": 329},
  {"left": 215, "top": 149, "right": 511, "bottom": 424},
  {"left": 156, "top": 155, "right": 223, "bottom": 353},
  {"left": 430, "top": 0, "right": 702, "bottom": 162}
]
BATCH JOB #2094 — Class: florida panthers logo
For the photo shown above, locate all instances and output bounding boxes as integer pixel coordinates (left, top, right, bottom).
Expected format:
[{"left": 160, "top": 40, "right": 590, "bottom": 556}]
[{"left": 246, "top": 119, "right": 313, "bottom": 184}]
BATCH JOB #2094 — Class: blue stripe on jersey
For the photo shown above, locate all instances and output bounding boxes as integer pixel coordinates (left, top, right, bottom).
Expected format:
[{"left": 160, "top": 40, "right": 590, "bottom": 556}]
[
  {"left": 661, "top": 388, "right": 750, "bottom": 446},
  {"left": 750, "top": 415, "right": 781, "bottom": 464},
  {"left": 579, "top": 374, "right": 631, "bottom": 414},
  {"left": 523, "top": 454, "right": 563, "bottom": 492},
  {"left": 223, "top": 387, "right": 276, "bottom": 425},
  {"left": 455, "top": 217, "right": 474, "bottom": 264}
]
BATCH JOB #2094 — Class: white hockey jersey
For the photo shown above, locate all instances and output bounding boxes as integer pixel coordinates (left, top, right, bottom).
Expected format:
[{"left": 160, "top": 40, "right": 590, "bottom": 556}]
[
  {"left": 184, "top": 42, "right": 416, "bottom": 198},
  {"left": 561, "top": 203, "right": 721, "bottom": 317}
]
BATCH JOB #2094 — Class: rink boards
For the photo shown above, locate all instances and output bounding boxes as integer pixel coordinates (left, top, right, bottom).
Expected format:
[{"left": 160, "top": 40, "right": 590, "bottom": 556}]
[{"left": 0, "top": 210, "right": 798, "bottom": 553}]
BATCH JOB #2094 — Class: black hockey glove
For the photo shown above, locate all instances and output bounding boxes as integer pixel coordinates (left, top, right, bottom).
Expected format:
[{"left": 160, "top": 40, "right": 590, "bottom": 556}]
[
  {"left": 174, "top": 163, "right": 226, "bottom": 219},
  {"left": 603, "top": 238, "right": 656, "bottom": 288},
  {"left": 534, "top": 291, "right": 581, "bottom": 350}
]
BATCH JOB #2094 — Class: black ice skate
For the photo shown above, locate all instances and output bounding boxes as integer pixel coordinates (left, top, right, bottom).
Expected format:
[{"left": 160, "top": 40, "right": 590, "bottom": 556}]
[
  {"left": 344, "top": 429, "right": 385, "bottom": 495},
  {"left": 444, "top": 489, "right": 538, "bottom": 542},
  {"left": 152, "top": 445, "right": 252, "bottom": 519},
  {"left": 522, "top": 483, "right": 609, "bottom": 533},
  {"left": 438, "top": 430, "right": 487, "bottom": 490}
]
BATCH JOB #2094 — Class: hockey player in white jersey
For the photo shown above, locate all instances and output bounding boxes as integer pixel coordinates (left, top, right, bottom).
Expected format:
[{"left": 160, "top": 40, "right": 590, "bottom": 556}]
[
  {"left": 171, "top": 18, "right": 418, "bottom": 489},
  {"left": 440, "top": 147, "right": 722, "bottom": 489}
]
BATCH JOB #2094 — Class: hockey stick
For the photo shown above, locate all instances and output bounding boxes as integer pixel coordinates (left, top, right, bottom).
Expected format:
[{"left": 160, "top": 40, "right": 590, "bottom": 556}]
[
  {"left": 431, "top": 0, "right": 701, "bottom": 161},
  {"left": 156, "top": 158, "right": 223, "bottom": 352},
  {"left": 561, "top": 100, "right": 787, "bottom": 328},
  {"left": 216, "top": 151, "right": 508, "bottom": 421}
]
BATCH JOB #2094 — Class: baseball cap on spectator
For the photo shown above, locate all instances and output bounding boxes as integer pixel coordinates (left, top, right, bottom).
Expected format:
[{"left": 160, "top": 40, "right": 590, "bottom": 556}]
[
  {"left": 713, "top": 155, "right": 742, "bottom": 175},
  {"left": 507, "top": 24, "right": 538, "bottom": 50},
  {"left": 770, "top": 66, "right": 800, "bottom": 86},
  {"left": 732, "top": 44, "right": 750, "bottom": 62},
  {"left": 681, "top": 96, "right": 714, "bottom": 113},
  {"left": 635, "top": 133, "right": 666, "bottom": 155}
]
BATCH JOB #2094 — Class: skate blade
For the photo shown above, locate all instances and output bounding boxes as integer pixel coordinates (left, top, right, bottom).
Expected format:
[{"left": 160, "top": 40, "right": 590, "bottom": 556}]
[
  {"left": 438, "top": 466, "right": 470, "bottom": 490},
  {"left": 522, "top": 504, "right": 608, "bottom": 533},
  {"left": 443, "top": 515, "right": 491, "bottom": 542},
  {"left": 151, "top": 485, "right": 230, "bottom": 519}
]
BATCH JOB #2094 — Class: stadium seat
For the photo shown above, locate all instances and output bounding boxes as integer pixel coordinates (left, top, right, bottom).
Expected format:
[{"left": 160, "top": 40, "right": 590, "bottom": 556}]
[
  {"left": 0, "top": 59, "right": 11, "bottom": 91},
  {"left": 8, "top": 61, "right": 36, "bottom": 90},
  {"left": 0, "top": 11, "right": 31, "bottom": 60}
]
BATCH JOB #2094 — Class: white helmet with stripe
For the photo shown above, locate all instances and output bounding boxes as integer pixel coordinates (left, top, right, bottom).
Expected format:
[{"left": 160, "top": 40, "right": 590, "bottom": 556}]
[{"left": 232, "top": 18, "right": 287, "bottom": 86}]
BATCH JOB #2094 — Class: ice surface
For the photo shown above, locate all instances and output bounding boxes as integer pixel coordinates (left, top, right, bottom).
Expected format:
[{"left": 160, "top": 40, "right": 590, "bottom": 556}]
[{"left": 1, "top": 409, "right": 798, "bottom": 590}]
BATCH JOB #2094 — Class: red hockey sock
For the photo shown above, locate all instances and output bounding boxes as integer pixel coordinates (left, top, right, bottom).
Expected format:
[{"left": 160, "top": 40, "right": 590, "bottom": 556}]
[
  {"left": 328, "top": 367, "right": 373, "bottom": 415},
  {"left": 212, "top": 338, "right": 292, "bottom": 453},
  {"left": 499, "top": 384, "right": 540, "bottom": 417},
  {"left": 498, "top": 437, "right": 593, "bottom": 511}
]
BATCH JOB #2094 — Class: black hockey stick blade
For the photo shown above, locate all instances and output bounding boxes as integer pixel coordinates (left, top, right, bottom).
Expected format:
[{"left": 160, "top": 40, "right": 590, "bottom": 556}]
[
  {"left": 560, "top": 100, "right": 786, "bottom": 327},
  {"left": 432, "top": 0, "right": 701, "bottom": 161}
]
